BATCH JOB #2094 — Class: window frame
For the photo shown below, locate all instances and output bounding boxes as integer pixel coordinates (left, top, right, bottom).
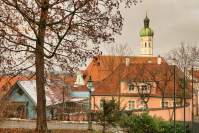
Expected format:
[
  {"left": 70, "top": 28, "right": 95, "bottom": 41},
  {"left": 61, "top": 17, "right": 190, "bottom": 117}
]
[
  {"left": 128, "top": 100, "right": 136, "bottom": 110},
  {"left": 128, "top": 83, "right": 135, "bottom": 91},
  {"left": 140, "top": 84, "right": 149, "bottom": 93},
  {"left": 139, "top": 100, "right": 147, "bottom": 109},
  {"left": 161, "top": 101, "right": 169, "bottom": 108}
]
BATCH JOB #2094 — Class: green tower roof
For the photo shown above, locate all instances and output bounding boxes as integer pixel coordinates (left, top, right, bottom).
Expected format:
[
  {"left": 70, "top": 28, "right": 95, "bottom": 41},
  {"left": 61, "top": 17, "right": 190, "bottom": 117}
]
[
  {"left": 139, "top": 27, "right": 154, "bottom": 37},
  {"left": 139, "top": 14, "right": 154, "bottom": 37}
]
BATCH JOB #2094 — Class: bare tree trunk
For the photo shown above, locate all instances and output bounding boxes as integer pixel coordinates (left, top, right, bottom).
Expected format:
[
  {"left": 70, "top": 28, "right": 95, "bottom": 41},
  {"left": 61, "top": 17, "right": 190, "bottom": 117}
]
[
  {"left": 35, "top": 43, "right": 48, "bottom": 132},
  {"left": 35, "top": 1, "right": 48, "bottom": 132},
  {"left": 103, "top": 121, "right": 106, "bottom": 133},
  {"left": 161, "top": 92, "right": 165, "bottom": 108}
]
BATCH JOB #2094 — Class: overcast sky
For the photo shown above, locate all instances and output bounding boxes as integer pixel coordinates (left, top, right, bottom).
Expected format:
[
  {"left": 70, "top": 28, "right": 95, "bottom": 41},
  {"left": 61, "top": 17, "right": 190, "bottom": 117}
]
[{"left": 102, "top": 0, "right": 199, "bottom": 56}]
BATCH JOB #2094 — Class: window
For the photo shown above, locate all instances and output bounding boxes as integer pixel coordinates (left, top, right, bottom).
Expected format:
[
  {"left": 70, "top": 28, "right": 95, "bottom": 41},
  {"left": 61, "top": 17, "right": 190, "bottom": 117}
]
[
  {"left": 141, "top": 85, "right": 148, "bottom": 93},
  {"left": 141, "top": 85, "right": 147, "bottom": 91},
  {"left": 140, "top": 84, "right": 151, "bottom": 94},
  {"left": 128, "top": 83, "right": 134, "bottom": 91},
  {"left": 175, "top": 101, "right": 182, "bottom": 107},
  {"left": 140, "top": 100, "right": 147, "bottom": 109},
  {"left": 128, "top": 101, "right": 135, "bottom": 110},
  {"left": 171, "top": 101, "right": 182, "bottom": 107},
  {"left": 149, "top": 43, "right": 151, "bottom": 47},
  {"left": 145, "top": 42, "right": 147, "bottom": 47},
  {"left": 17, "top": 89, "right": 24, "bottom": 95},
  {"left": 161, "top": 101, "right": 169, "bottom": 108},
  {"left": 100, "top": 99, "right": 104, "bottom": 109}
]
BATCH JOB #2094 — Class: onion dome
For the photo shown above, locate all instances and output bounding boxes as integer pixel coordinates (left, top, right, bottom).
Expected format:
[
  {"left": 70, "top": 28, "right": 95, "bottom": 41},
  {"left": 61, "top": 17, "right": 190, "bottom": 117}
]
[{"left": 139, "top": 14, "right": 154, "bottom": 37}]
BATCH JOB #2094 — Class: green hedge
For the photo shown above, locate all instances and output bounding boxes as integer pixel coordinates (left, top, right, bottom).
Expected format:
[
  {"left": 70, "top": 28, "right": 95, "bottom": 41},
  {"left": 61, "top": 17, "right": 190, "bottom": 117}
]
[{"left": 119, "top": 113, "right": 190, "bottom": 133}]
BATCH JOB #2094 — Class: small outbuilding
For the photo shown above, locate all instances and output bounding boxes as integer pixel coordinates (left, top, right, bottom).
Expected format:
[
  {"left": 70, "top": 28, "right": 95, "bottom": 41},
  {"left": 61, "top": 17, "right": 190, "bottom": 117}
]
[{"left": 3, "top": 80, "right": 88, "bottom": 119}]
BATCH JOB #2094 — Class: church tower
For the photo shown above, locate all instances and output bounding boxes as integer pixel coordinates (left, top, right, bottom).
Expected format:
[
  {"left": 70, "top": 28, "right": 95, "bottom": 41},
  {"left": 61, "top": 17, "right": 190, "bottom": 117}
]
[{"left": 139, "top": 14, "right": 154, "bottom": 56}]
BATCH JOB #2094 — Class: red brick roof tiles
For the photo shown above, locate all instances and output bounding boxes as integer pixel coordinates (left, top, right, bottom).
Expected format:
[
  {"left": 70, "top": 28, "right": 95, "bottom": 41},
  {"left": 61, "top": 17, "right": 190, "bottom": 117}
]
[
  {"left": 84, "top": 56, "right": 191, "bottom": 98},
  {"left": 0, "top": 76, "right": 29, "bottom": 97}
]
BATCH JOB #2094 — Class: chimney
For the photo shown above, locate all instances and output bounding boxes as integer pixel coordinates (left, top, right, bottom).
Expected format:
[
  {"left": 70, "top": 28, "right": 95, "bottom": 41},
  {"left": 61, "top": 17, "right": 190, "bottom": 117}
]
[
  {"left": 157, "top": 55, "right": 162, "bottom": 65},
  {"left": 125, "top": 57, "right": 130, "bottom": 66}
]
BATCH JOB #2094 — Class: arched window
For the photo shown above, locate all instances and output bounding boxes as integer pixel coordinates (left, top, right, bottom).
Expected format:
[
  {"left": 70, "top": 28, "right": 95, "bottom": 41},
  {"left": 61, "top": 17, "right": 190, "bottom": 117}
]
[{"left": 145, "top": 42, "right": 147, "bottom": 48}]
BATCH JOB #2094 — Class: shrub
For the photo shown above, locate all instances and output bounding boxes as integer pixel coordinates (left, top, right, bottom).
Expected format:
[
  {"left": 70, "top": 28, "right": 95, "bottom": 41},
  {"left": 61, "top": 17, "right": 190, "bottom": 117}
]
[
  {"left": 119, "top": 113, "right": 190, "bottom": 133},
  {"left": 96, "top": 99, "right": 121, "bottom": 133}
]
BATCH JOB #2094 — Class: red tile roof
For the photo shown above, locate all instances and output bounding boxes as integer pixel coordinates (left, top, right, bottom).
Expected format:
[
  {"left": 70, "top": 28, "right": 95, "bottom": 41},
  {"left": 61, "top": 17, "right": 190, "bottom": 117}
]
[
  {"left": 85, "top": 56, "right": 166, "bottom": 81},
  {"left": 0, "top": 76, "right": 29, "bottom": 97},
  {"left": 83, "top": 56, "right": 191, "bottom": 98}
]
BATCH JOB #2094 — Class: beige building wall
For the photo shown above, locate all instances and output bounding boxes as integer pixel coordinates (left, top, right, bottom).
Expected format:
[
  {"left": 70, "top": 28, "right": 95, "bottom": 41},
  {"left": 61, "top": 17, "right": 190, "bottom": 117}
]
[{"left": 92, "top": 95, "right": 193, "bottom": 121}]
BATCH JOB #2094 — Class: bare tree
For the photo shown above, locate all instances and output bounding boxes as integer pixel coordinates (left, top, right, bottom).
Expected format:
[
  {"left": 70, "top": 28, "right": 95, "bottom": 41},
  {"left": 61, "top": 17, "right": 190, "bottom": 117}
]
[
  {"left": 129, "top": 63, "right": 176, "bottom": 110},
  {"left": 167, "top": 42, "right": 199, "bottom": 70},
  {"left": 104, "top": 43, "right": 133, "bottom": 56},
  {"left": 167, "top": 43, "right": 199, "bottom": 112},
  {"left": 0, "top": 0, "right": 140, "bottom": 132},
  {"left": 100, "top": 43, "right": 133, "bottom": 109},
  {"left": 96, "top": 43, "right": 133, "bottom": 74},
  {"left": 127, "top": 64, "right": 153, "bottom": 111},
  {"left": 147, "top": 64, "right": 173, "bottom": 108}
]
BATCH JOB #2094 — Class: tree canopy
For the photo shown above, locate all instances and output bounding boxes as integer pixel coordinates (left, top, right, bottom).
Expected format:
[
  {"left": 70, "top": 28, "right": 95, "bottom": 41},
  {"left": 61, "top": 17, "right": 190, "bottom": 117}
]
[{"left": 0, "top": 0, "right": 140, "bottom": 132}]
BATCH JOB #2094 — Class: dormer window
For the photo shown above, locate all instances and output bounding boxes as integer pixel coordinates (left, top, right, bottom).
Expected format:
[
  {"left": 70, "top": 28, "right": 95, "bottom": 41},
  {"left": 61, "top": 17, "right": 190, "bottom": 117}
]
[
  {"left": 128, "top": 83, "right": 134, "bottom": 91},
  {"left": 141, "top": 85, "right": 147, "bottom": 91},
  {"left": 140, "top": 84, "right": 150, "bottom": 94}
]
